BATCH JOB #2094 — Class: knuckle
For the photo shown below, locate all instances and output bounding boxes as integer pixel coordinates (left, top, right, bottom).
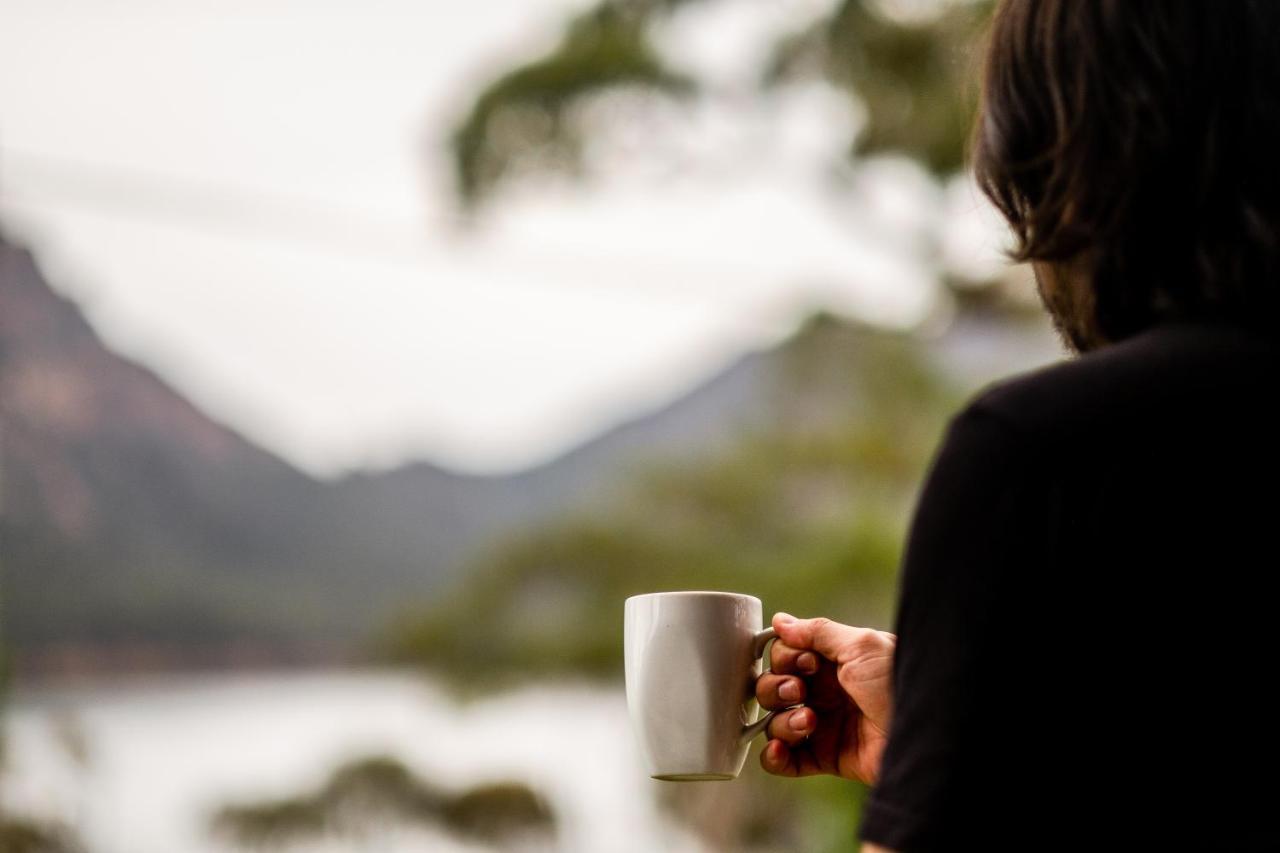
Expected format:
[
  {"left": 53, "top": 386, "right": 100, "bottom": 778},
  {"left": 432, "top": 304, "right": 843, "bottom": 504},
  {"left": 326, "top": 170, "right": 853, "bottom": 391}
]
[
  {"left": 849, "top": 626, "right": 893, "bottom": 658},
  {"left": 771, "top": 644, "right": 797, "bottom": 669},
  {"left": 849, "top": 629, "right": 879, "bottom": 654}
]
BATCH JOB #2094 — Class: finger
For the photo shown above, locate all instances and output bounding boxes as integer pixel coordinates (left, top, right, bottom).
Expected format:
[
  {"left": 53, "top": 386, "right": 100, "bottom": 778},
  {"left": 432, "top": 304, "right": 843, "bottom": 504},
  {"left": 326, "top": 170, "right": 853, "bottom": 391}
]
[
  {"left": 765, "top": 706, "right": 816, "bottom": 745},
  {"left": 768, "top": 639, "right": 821, "bottom": 676},
  {"left": 773, "top": 612, "right": 878, "bottom": 663},
  {"left": 759, "top": 738, "right": 824, "bottom": 778},
  {"left": 760, "top": 738, "right": 799, "bottom": 777},
  {"left": 755, "top": 672, "right": 806, "bottom": 710}
]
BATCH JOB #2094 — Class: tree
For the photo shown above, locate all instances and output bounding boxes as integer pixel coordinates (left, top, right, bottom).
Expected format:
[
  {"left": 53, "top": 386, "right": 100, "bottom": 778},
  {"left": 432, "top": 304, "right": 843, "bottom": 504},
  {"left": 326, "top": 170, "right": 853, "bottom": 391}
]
[
  {"left": 443, "top": 0, "right": 1034, "bottom": 319},
  {"left": 450, "top": 0, "right": 993, "bottom": 208}
]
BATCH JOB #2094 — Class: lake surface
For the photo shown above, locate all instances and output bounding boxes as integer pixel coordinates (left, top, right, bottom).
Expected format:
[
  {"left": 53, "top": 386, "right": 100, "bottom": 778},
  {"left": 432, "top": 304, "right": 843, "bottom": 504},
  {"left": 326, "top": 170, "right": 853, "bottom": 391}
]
[{"left": 1, "top": 669, "right": 709, "bottom": 852}]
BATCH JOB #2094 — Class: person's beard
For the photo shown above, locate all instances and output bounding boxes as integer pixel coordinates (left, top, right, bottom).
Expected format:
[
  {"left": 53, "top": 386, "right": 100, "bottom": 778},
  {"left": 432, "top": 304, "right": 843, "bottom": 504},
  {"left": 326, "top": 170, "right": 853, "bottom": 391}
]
[{"left": 1032, "top": 260, "right": 1103, "bottom": 355}]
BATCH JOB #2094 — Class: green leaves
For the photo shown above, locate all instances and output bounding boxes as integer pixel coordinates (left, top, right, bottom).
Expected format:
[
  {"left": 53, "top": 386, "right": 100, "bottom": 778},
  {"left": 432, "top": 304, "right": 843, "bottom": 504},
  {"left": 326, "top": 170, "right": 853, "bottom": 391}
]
[
  {"left": 380, "top": 316, "right": 963, "bottom": 686},
  {"left": 449, "top": 0, "right": 996, "bottom": 207},
  {"left": 765, "top": 0, "right": 993, "bottom": 174},
  {"left": 212, "top": 755, "right": 555, "bottom": 847},
  {"left": 450, "top": 1, "right": 697, "bottom": 207}
]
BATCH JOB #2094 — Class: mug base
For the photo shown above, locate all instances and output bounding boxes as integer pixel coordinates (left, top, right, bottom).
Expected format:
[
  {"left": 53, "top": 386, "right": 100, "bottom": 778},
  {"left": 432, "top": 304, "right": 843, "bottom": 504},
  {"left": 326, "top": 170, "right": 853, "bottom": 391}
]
[{"left": 651, "top": 772, "right": 736, "bottom": 781}]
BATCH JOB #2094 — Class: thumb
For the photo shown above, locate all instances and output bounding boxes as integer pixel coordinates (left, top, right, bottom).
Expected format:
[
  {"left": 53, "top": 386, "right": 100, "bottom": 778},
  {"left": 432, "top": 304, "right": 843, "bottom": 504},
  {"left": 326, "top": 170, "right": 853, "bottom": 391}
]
[{"left": 771, "top": 612, "right": 854, "bottom": 662}]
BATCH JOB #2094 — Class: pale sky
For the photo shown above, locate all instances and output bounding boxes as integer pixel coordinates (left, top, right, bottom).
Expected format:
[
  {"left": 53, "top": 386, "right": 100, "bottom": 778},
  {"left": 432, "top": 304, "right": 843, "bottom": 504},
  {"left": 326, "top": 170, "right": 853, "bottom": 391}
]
[{"left": 0, "top": 0, "right": 1008, "bottom": 476}]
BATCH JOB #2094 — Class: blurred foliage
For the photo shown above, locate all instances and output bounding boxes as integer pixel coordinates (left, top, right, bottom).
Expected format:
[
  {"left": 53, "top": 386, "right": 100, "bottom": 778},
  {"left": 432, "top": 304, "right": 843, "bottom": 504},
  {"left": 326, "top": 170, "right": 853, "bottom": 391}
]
[
  {"left": 650, "top": 758, "right": 871, "bottom": 853},
  {"left": 382, "top": 313, "right": 965, "bottom": 686},
  {"left": 765, "top": 0, "right": 993, "bottom": 173},
  {"left": 426, "top": 4, "right": 1014, "bottom": 848},
  {"left": 450, "top": 0, "right": 994, "bottom": 207},
  {"left": 211, "top": 755, "right": 554, "bottom": 848},
  {"left": 381, "top": 313, "right": 968, "bottom": 850},
  {"left": 0, "top": 820, "right": 82, "bottom": 853},
  {"left": 0, "top": 622, "right": 82, "bottom": 853},
  {"left": 452, "top": 1, "right": 697, "bottom": 205}
]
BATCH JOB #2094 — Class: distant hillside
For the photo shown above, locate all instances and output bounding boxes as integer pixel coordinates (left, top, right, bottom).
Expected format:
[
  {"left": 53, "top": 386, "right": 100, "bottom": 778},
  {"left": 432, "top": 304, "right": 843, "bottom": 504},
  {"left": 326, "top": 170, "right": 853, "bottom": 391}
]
[
  {"left": 2, "top": 237, "right": 338, "bottom": 666},
  {"left": 0, "top": 235, "right": 645, "bottom": 672},
  {"left": 0, "top": 233, "right": 1061, "bottom": 676},
  {"left": 381, "top": 298, "right": 1061, "bottom": 685}
]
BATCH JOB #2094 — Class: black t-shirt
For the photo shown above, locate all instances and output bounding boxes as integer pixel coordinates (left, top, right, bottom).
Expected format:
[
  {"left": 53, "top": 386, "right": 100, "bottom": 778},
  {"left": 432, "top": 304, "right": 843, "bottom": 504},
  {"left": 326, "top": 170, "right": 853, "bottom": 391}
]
[{"left": 859, "top": 319, "right": 1280, "bottom": 851}]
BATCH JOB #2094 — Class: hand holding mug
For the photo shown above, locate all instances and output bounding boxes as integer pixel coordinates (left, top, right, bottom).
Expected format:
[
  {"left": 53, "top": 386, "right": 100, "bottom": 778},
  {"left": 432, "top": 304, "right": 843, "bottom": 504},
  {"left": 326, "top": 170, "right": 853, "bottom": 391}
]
[{"left": 756, "top": 612, "right": 896, "bottom": 785}]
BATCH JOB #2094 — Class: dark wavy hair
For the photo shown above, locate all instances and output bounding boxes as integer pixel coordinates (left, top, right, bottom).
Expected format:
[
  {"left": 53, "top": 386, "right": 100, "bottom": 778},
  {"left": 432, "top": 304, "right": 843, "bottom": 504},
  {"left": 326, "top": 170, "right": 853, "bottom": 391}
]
[{"left": 972, "top": 0, "right": 1280, "bottom": 347}]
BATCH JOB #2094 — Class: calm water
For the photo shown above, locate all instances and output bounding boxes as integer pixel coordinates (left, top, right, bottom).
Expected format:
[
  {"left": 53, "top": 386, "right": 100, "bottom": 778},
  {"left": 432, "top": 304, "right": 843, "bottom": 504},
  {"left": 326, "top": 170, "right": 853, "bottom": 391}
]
[{"left": 1, "top": 669, "right": 707, "bottom": 852}]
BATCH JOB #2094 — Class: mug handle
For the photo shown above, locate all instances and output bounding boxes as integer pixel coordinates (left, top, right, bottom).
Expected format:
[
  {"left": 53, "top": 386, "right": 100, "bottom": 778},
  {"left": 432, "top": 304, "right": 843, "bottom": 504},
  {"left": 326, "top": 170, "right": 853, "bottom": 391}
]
[{"left": 740, "top": 626, "right": 780, "bottom": 746}]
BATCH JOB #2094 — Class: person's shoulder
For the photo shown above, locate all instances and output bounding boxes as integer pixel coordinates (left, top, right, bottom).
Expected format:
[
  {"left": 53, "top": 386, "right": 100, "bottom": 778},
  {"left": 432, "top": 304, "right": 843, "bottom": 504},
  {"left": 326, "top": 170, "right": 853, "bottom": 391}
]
[{"left": 958, "top": 319, "right": 1278, "bottom": 436}]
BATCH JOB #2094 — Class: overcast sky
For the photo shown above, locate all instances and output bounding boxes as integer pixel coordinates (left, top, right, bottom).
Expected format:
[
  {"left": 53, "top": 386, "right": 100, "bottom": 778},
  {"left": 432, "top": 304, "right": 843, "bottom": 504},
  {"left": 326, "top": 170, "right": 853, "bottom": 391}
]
[{"left": 0, "top": 0, "right": 1006, "bottom": 476}]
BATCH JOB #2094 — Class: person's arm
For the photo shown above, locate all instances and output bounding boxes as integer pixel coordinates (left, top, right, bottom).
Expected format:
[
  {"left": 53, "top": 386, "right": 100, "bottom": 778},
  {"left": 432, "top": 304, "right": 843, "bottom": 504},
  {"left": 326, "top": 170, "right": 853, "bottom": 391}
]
[
  {"left": 857, "top": 400, "right": 1037, "bottom": 849},
  {"left": 756, "top": 399, "right": 1036, "bottom": 845}
]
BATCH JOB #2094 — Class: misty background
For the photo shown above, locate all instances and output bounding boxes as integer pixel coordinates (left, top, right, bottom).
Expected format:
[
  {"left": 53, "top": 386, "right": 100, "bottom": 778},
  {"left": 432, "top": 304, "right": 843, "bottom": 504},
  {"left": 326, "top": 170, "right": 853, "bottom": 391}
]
[{"left": 1, "top": 0, "right": 1064, "bottom": 850}]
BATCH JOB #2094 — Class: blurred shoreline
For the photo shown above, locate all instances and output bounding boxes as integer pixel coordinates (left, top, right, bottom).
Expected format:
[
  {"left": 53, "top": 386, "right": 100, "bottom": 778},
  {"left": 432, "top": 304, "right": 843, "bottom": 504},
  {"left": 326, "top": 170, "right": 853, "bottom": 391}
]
[
  {"left": 1, "top": 668, "right": 698, "bottom": 853},
  {"left": 8, "top": 640, "right": 352, "bottom": 688}
]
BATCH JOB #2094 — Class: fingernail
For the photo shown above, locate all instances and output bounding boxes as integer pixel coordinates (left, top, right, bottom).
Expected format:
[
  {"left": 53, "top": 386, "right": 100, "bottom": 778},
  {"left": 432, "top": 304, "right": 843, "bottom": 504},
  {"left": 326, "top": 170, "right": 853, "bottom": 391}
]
[
  {"left": 778, "top": 679, "right": 800, "bottom": 702},
  {"left": 775, "top": 612, "right": 796, "bottom": 625},
  {"left": 798, "top": 653, "right": 817, "bottom": 673},
  {"left": 789, "top": 710, "right": 810, "bottom": 732}
]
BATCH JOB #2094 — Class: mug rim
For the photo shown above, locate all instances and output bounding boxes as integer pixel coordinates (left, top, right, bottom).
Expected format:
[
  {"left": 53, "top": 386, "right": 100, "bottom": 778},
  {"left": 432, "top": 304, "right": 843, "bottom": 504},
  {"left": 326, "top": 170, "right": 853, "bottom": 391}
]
[{"left": 625, "top": 590, "right": 761, "bottom": 604}]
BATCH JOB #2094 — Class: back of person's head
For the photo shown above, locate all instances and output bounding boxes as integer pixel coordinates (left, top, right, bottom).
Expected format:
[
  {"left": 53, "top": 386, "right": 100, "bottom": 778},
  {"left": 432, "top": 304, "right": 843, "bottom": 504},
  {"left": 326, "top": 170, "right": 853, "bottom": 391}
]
[{"left": 972, "top": 0, "right": 1280, "bottom": 350}]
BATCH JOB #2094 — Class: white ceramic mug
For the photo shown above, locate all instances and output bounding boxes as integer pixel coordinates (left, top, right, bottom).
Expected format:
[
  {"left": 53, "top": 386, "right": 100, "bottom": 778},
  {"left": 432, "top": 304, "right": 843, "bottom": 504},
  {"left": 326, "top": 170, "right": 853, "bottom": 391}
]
[{"left": 624, "top": 590, "right": 777, "bottom": 780}]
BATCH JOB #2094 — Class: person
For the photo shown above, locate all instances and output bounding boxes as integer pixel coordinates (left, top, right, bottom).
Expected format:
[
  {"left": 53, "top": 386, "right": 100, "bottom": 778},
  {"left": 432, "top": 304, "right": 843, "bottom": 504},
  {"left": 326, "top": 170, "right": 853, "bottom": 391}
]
[{"left": 753, "top": 1, "right": 1280, "bottom": 849}]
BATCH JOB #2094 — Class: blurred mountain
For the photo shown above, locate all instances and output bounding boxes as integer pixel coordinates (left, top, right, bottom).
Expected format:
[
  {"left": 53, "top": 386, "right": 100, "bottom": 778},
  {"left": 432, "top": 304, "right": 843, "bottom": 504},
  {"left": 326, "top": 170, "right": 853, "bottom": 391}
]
[
  {"left": 382, "top": 295, "right": 1064, "bottom": 684},
  {"left": 0, "top": 235, "right": 1060, "bottom": 676},
  {"left": 0, "top": 235, "right": 649, "bottom": 672},
  {"left": 2, "top": 237, "right": 341, "bottom": 667}
]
